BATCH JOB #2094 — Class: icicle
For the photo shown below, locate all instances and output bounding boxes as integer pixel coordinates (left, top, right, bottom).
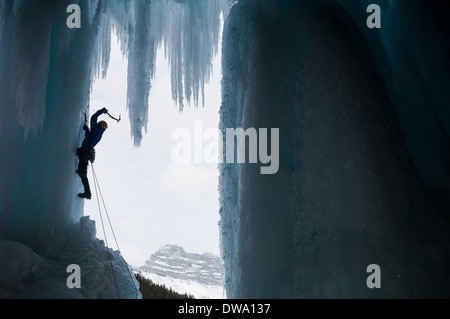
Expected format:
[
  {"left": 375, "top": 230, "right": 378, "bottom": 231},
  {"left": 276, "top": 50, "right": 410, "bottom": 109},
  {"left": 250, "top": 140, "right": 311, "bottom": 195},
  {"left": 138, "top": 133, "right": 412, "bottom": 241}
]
[{"left": 105, "top": 0, "right": 229, "bottom": 145}]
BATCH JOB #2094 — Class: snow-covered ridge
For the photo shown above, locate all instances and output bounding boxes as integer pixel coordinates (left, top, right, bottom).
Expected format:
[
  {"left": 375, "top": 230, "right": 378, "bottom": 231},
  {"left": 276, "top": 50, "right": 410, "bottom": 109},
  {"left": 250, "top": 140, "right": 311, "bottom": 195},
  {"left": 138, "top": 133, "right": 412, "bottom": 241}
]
[{"left": 134, "top": 245, "right": 225, "bottom": 298}]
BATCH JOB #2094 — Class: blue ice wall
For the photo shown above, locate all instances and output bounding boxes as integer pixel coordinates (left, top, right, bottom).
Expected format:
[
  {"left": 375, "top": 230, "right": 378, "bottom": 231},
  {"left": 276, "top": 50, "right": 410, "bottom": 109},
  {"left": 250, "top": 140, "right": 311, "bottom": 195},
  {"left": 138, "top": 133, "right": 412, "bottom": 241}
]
[
  {"left": 337, "top": 0, "right": 450, "bottom": 213},
  {"left": 0, "top": 0, "right": 102, "bottom": 244},
  {"left": 220, "top": 0, "right": 450, "bottom": 298}
]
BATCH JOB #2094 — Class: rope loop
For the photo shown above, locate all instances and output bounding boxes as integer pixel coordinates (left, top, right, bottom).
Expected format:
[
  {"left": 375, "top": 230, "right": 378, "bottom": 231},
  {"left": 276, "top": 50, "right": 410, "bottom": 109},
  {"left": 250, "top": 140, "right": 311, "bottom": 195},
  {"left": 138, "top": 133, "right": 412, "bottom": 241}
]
[{"left": 91, "top": 163, "right": 140, "bottom": 299}]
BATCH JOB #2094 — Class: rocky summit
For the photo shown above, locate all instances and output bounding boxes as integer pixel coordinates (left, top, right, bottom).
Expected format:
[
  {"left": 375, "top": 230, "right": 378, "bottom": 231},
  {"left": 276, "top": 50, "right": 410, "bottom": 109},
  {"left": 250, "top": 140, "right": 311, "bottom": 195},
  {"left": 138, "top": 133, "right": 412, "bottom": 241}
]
[{"left": 135, "top": 245, "right": 225, "bottom": 298}]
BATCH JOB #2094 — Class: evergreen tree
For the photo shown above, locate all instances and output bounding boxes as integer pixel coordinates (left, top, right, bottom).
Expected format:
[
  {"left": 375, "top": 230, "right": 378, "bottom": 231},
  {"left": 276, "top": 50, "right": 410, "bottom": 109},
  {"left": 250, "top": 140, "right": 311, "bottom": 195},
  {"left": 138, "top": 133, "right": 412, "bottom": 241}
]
[{"left": 134, "top": 273, "right": 195, "bottom": 299}]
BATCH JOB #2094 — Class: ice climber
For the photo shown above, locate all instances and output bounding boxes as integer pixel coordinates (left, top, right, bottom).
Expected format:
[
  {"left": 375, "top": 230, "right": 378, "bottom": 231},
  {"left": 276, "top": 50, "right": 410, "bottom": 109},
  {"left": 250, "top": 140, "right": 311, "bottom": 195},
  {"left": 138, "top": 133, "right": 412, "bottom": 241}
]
[{"left": 76, "top": 107, "right": 109, "bottom": 199}]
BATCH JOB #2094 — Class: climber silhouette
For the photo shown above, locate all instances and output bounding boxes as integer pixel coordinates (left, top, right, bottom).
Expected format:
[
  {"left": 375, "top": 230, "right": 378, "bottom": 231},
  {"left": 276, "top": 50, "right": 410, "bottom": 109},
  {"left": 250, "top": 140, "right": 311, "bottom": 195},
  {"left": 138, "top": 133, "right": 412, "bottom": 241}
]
[{"left": 76, "top": 107, "right": 109, "bottom": 199}]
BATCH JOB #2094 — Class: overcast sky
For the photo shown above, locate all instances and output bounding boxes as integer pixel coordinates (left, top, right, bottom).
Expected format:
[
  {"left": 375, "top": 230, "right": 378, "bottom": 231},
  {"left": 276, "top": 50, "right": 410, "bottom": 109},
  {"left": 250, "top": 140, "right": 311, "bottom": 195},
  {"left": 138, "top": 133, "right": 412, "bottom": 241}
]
[{"left": 86, "top": 33, "right": 222, "bottom": 266}]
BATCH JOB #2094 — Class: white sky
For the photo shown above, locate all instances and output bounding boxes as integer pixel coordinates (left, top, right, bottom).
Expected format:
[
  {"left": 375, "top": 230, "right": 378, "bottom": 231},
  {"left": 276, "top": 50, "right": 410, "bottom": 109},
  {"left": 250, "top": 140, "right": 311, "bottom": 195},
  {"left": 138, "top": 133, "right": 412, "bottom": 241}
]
[{"left": 86, "top": 33, "right": 222, "bottom": 266}]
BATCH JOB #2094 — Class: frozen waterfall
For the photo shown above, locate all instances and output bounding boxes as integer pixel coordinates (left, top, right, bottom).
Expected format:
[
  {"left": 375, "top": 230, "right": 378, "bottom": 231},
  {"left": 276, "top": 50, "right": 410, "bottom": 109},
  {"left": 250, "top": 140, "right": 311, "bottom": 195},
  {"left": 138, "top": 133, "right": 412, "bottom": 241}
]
[{"left": 0, "top": 0, "right": 228, "bottom": 298}]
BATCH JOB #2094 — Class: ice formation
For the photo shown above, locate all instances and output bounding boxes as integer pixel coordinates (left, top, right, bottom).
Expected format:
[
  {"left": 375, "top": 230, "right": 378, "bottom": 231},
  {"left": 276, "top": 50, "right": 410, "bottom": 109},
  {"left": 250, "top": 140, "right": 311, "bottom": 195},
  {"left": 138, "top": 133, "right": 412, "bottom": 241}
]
[
  {"left": 219, "top": 0, "right": 450, "bottom": 298},
  {"left": 0, "top": 0, "right": 228, "bottom": 298},
  {"left": 2, "top": 0, "right": 449, "bottom": 300}
]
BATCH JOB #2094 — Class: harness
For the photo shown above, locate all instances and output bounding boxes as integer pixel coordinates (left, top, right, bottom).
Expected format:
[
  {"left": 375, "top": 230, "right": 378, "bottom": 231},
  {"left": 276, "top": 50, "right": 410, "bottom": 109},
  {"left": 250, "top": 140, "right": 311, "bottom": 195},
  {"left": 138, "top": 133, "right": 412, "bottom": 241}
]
[
  {"left": 85, "top": 144, "right": 96, "bottom": 163},
  {"left": 77, "top": 144, "right": 96, "bottom": 163}
]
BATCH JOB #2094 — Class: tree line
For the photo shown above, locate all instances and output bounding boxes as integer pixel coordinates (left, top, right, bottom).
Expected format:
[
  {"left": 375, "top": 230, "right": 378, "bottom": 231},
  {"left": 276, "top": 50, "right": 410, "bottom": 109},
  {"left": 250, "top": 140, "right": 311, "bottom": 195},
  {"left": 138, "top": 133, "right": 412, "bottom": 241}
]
[{"left": 134, "top": 273, "right": 195, "bottom": 299}]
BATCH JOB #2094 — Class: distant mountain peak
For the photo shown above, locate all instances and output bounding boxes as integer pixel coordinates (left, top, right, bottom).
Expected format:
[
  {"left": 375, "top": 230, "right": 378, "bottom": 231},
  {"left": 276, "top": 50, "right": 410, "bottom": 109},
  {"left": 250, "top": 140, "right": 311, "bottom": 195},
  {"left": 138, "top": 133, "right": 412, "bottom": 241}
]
[
  {"left": 137, "top": 245, "right": 224, "bottom": 291},
  {"left": 160, "top": 244, "right": 186, "bottom": 254}
]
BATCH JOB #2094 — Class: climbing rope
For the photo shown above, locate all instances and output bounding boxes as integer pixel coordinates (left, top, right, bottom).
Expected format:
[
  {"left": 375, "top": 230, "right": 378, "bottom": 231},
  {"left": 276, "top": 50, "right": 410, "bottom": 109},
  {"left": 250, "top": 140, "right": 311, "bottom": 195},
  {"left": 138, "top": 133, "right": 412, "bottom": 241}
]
[{"left": 91, "top": 163, "right": 140, "bottom": 299}]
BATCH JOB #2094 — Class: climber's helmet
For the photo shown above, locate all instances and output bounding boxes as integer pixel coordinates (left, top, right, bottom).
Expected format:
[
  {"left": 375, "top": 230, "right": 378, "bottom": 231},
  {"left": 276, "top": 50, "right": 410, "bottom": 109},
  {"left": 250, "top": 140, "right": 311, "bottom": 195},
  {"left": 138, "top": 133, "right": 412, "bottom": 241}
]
[{"left": 99, "top": 121, "right": 108, "bottom": 130}]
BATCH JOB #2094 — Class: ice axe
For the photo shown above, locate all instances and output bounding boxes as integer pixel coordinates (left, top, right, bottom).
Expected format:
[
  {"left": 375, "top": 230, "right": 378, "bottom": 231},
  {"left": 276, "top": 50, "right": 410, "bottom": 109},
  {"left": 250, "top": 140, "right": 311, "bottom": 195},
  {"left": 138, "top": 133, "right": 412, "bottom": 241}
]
[
  {"left": 91, "top": 108, "right": 121, "bottom": 123},
  {"left": 106, "top": 111, "right": 121, "bottom": 123}
]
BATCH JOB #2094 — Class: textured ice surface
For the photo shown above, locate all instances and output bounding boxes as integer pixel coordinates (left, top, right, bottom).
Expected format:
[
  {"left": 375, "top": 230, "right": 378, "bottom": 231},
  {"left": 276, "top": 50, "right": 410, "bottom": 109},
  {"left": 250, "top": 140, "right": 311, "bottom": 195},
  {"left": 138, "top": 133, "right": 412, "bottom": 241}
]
[{"left": 219, "top": 0, "right": 450, "bottom": 298}]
